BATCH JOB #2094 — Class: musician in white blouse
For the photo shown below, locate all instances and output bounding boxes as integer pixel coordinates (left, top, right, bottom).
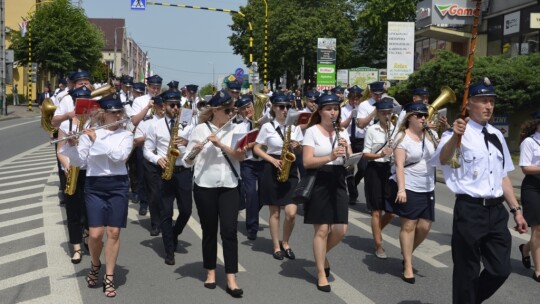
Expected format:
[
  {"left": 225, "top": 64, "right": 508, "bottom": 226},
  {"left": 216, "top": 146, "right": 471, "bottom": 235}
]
[{"left": 183, "top": 90, "right": 245, "bottom": 298}]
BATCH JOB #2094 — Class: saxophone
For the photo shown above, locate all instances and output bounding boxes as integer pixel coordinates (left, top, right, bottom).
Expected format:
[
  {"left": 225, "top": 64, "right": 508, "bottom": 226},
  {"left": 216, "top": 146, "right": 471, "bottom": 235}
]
[
  {"left": 161, "top": 115, "right": 182, "bottom": 180},
  {"left": 65, "top": 116, "right": 86, "bottom": 196},
  {"left": 277, "top": 125, "right": 296, "bottom": 182}
]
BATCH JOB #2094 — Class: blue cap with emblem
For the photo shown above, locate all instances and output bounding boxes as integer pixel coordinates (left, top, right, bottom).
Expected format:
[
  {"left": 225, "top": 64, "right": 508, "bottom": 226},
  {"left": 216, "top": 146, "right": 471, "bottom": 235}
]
[
  {"left": 167, "top": 80, "right": 179, "bottom": 89},
  {"left": 227, "top": 81, "right": 241, "bottom": 92},
  {"left": 71, "top": 71, "right": 91, "bottom": 82},
  {"left": 316, "top": 92, "right": 340, "bottom": 107},
  {"left": 469, "top": 77, "right": 496, "bottom": 97},
  {"left": 331, "top": 86, "right": 344, "bottom": 94},
  {"left": 369, "top": 81, "right": 385, "bottom": 94},
  {"left": 161, "top": 90, "right": 182, "bottom": 102},
  {"left": 208, "top": 90, "right": 233, "bottom": 107},
  {"left": 376, "top": 97, "right": 394, "bottom": 110},
  {"left": 59, "top": 78, "right": 67, "bottom": 85},
  {"left": 146, "top": 75, "right": 163, "bottom": 86},
  {"left": 185, "top": 84, "right": 198, "bottom": 93},
  {"left": 305, "top": 89, "right": 320, "bottom": 101},
  {"left": 152, "top": 95, "right": 163, "bottom": 105},
  {"left": 348, "top": 85, "right": 364, "bottom": 96},
  {"left": 99, "top": 93, "right": 124, "bottom": 112},
  {"left": 121, "top": 76, "right": 134, "bottom": 86},
  {"left": 235, "top": 94, "right": 253, "bottom": 108},
  {"left": 413, "top": 87, "right": 429, "bottom": 96},
  {"left": 404, "top": 102, "right": 428, "bottom": 114},
  {"left": 270, "top": 93, "right": 290, "bottom": 104},
  {"left": 67, "top": 71, "right": 76, "bottom": 81},
  {"left": 132, "top": 82, "right": 145, "bottom": 93},
  {"left": 70, "top": 86, "right": 91, "bottom": 99}
]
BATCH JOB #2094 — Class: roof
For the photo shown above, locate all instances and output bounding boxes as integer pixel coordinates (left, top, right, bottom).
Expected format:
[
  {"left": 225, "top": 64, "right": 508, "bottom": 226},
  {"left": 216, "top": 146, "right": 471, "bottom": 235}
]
[{"left": 88, "top": 18, "right": 125, "bottom": 51}]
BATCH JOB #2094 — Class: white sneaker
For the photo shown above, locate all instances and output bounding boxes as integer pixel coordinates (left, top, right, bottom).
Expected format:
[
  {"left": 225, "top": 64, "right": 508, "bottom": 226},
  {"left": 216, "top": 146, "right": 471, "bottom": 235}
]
[{"left": 375, "top": 250, "right": 388, "bottom": 259}]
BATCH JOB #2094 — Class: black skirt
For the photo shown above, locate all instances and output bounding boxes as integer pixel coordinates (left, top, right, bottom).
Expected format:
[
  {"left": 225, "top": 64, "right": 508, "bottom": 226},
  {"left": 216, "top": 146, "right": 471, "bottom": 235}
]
[
  {"left": 364, "top": 161, "right": 391, "bottom": 211},
  {"left": 259, "top": 155, "right": 299, "bottom": 206},
  {"left": 304, "top": 165, "right": 348, "bottom": 224},
  {"left": 521, "top": 174, "right": 540, "bottom": 226},
  {"left": 385, "top": 180, "right": 435, "bottom": 221}
]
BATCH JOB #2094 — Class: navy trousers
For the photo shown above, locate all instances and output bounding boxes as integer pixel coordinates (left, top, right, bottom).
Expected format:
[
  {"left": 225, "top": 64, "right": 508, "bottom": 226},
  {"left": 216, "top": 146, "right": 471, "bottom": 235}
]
[{"left": 240, "top": 160, "right": 264, "bottom": 235}]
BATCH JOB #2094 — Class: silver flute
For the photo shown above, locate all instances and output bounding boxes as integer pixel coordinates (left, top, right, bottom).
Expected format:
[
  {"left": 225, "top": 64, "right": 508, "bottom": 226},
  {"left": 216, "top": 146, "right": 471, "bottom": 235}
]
[
  {"left": 185, "top": 114, "right": 238, "bottom": 161},
  {"left": 49, "top": 118, "right": 130, "bottom": 145}
]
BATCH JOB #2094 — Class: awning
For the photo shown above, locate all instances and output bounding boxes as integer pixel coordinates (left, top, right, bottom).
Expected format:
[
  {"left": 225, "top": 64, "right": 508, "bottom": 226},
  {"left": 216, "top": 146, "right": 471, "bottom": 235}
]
[{"left": 416, "top": 25, "right": 472, "bottom": 42}]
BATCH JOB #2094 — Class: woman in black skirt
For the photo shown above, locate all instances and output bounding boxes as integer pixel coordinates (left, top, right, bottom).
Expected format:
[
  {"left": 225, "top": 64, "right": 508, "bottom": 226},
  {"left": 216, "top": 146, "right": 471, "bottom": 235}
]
[
  {"left": 518, "top": 112, "right": 540, "bottom": 282},
  {"left": 362, "top": 98, "right": 396, "bottom": 259},
  {"left": 303, "top": 92, "right": 352, "bottom": 292},
  {"left": 385, "top": 102, "right": 437, "bottom": 284},
  {"left": 254, "top": 93, "right": 303, "bottom": 260},
  {"left": 65, "top": 94, "right": 133, "bottom": 297}
]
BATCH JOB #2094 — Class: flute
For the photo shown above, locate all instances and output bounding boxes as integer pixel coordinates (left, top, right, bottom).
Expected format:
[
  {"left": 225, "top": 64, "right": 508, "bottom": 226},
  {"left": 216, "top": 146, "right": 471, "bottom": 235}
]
[
  {"left": 185, "top": 114, "right": 238, "bottom": 161},
  {"left": 50, "top": 118, "right": 130, "bottom": 144}
]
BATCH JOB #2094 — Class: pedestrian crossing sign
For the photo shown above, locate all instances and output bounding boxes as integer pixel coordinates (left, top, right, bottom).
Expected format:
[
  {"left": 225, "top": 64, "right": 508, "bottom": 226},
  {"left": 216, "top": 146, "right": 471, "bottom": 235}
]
[{"left": 131, "top": 0, "right": 146, "bottom": 10}]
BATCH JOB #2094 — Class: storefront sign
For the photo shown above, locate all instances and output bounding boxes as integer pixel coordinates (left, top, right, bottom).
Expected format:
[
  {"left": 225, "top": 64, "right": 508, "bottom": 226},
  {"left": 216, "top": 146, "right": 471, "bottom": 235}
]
[
  {"left": 387, "top": 22, "right": 415, "bottom": 80},
  {"left": 531, "top": 13, "right": 540, "bottom": 29},
  {"left": 430, "top": 0, "right": 478, "bottom": 26},
  {"left": 504, "top": 11, "right": 520, "bottom": 35},
  {"left": 491, "top": 115, "right": 509, "bottom": 138},
  {"left": 317, "top": 38, "right": 336, "bottom": 89}
]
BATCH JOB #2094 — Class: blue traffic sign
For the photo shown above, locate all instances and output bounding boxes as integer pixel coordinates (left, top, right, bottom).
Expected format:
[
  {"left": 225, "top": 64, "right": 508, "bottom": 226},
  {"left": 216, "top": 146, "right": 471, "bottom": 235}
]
[{"left": 131, "top": 0, "right": 146, "bottom": 10}]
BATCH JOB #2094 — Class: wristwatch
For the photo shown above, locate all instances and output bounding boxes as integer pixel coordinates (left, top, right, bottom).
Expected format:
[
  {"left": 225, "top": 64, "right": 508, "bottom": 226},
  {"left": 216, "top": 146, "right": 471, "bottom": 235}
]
[{"left": 510, "top": 206, "right": 522, "bottom": 214}]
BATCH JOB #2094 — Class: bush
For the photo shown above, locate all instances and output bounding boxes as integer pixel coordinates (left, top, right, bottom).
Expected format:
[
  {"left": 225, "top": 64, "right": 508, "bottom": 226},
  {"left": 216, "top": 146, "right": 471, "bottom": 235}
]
[{"left": 4, "top": 94, "right": 28, "bottom": 105}]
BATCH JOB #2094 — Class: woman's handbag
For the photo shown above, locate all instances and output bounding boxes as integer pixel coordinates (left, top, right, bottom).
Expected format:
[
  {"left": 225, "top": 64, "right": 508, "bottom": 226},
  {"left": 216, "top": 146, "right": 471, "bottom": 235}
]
[{"left": 293, "top": 169, "right": 317, "bottom": 204}]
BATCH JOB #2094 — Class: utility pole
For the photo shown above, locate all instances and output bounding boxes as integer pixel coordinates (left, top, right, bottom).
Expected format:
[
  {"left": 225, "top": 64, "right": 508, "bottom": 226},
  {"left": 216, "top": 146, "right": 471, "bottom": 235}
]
[{"left": 1, "top": 0, "right": 6, "bottom": 116}]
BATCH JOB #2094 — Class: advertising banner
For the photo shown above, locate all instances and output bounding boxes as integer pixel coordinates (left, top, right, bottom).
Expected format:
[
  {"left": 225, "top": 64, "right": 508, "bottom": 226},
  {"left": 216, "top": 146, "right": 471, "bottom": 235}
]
[
  {"left": 317, "top": 38, "right": 336, "bottom": 89},
  {"left": 387, "top": 22, "right": 415, "bottom": 80},
  {"left": 336, "top": 69, "right": 349, "bottom": 87},
  {"left": 348, "top": 67, "right": 378, "bottom": 90},
  {"left": 316, "top": 64, "right": 336, "bottom": 91}
]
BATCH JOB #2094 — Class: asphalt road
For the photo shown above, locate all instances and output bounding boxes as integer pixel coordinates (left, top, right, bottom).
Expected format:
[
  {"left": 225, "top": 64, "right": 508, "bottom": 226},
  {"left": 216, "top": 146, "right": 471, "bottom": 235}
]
[{"left": 0, "top": 117, "right": 538, "bottom": 304}]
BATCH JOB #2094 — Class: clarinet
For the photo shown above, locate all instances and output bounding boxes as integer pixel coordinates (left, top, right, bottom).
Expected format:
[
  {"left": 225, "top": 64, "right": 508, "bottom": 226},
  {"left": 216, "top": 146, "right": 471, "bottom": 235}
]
[{"left": 332, "top": 120, "right": 347, "bottom": 163}]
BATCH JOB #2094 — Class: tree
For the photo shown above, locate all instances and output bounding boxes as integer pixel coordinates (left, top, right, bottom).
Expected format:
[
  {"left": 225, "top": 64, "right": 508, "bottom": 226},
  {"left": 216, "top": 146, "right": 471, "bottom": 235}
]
[
  {"left": 230, "top": 0, "right": 357, "bottom": 89},
  {"left": 10, "top": 0, "right": 104, "bottom": 77},
  {"left": 352, "top": 0, "right": 418, "bottom": 68}
]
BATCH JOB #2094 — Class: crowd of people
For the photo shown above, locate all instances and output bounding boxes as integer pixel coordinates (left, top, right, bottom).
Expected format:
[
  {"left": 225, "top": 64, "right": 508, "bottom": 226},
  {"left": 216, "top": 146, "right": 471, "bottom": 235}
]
[{"left": 43, "top": 70, "right": 537, "bottom": 302}]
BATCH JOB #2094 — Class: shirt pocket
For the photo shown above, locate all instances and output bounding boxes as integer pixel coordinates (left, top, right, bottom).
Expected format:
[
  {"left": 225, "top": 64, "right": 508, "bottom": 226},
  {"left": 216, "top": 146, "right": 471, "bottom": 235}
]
[
  {"left": 532, "top": 149, "right": 540, "bottom": 164},
  {"left": 461, "top": 150, "right": 485, "bottom": 179}
]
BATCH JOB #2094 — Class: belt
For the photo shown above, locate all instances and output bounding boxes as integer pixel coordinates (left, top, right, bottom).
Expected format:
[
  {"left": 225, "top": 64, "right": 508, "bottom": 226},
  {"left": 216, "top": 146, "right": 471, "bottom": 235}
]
[
  {"left": 456, "top": 194, "right": 504, "bottom": 207},
  {"left": 172, "top": 166, "right": 190, "bottom": 173}
]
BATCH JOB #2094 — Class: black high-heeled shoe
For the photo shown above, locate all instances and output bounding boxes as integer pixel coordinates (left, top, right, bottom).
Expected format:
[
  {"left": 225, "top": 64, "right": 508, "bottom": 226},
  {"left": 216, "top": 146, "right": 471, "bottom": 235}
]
[
  {"left": 86, "top": 261, "right": 101, "bottom": 288},
  {"left": 71, "top": 249, "right": 82, "bottom": 264},
  {"left": 226, "top": 286, "right": 244, "bottom": 298},
  {"left": 103, "top": 274, "right": 116, "bottom": 298},
  {"left": 519, "top": 244, "right": 531, "bottom": 269}
]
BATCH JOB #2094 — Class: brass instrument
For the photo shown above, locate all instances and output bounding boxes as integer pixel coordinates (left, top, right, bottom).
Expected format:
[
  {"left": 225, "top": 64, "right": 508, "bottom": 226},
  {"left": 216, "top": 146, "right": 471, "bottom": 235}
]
[
  {"left": 277, "top": 125, "right": 296, "bottom": 182},
  {"left": 427, "top": 86, "right": 456, "bottom": 128},
  {"left": 161, "top": 113, "right": 182, "bottom": 181},
  {"left": 90, "top": 84, "right": 115, "bottom": 99},
  {"left": 339, "top": 97, "right": 349, "bottom": 108},
  {"left": 253, "top": 93, "right": 268, "bottom": 128},
  {"left": 41, "top": 98, "right": 57, "bottom": 132},
  {"left": 50, "top": 118, "right": 129, "bottom": 144},
  {"left": 65, "top": 116, "right": 86, "bottom": 195},
  {"left": 185, "top": 114, "right": 237, "bottom": 161}
]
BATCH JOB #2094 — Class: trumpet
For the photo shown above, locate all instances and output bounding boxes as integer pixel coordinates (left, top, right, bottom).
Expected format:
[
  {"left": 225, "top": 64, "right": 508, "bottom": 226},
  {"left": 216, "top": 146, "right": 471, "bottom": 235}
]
[{"left": 49, "top": 118, "right": 129, "bottom": 144}]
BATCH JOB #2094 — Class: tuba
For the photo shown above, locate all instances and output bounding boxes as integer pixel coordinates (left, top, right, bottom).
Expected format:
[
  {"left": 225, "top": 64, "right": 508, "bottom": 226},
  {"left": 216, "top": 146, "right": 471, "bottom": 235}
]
[
  {"left": 40, "top": 98, "right": 57, "bottom": 132},
  {"left": 427, "top": 86, "right": 457, "bottom": 130},
  {"left": 91, "top": 84, "right": 115, "bottom": 99},
  {"left": 253, "top": 93, "right": 268, "bottom": 128},
  {"left": 277, "top": 125, "right": 296, "bottom": 182}
]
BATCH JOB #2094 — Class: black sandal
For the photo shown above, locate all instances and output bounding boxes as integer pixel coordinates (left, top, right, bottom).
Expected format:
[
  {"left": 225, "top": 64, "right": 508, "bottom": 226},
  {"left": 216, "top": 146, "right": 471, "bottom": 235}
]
[
  {"left": 71, "top": 249, "right": 82, "bottom": 264},
  {"left": 86, "top": 261, "right": 101, "bottom": 288},
  {"left": 83, "top": 230, "right": 89, "bottom": 252},
  {"left": 519, "top": 244, "right": 531, "bottom": 269},
  {"left": 103, "top": 274, "right": 116, "bottom": 298}
]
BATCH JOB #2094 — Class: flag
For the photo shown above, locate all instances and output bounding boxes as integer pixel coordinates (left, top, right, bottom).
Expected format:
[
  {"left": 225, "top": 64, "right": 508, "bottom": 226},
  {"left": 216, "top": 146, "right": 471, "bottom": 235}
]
[{"left": 19, "top": 20, "right": 28, "bottom": 37}]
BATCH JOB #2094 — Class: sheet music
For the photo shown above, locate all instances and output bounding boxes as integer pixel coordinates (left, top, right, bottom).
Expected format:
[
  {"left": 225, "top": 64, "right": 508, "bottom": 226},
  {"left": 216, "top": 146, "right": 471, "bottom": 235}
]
[{"left": 179, "top": 108, "right": 193, "bottom": 126}]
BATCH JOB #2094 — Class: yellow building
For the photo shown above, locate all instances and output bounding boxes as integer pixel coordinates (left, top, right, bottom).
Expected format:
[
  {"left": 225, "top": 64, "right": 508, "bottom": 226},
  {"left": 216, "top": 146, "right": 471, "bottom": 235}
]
[{"left": 5, "top": 0, "right": 40, "bottom": 103}]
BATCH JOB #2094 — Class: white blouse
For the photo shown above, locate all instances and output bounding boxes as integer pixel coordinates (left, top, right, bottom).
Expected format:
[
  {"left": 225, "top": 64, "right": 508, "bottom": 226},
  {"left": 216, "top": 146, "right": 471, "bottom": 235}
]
[
  {"left": 255, "top": 121, "right": 303, "bottom": 155},
  {"left": 363, "top": 122, "right": 394, "bottom": 163},
  {"left": 519, "top": 132, "right": 540, "bottom": 167},
  {"left": 303, "top": 125, "right": 350, "bottom": 166},
  {"left": 58, "top": 118, "right": 89, "bottom": 170},
  {"left": 64, "top": 128, "right": 133, "bottom": 177},
  {"left": 144, "top": 116, "right": 194, "bottom": 167},
  {"left": 183, "top": 121, "right": 243, "bottom": 188}
]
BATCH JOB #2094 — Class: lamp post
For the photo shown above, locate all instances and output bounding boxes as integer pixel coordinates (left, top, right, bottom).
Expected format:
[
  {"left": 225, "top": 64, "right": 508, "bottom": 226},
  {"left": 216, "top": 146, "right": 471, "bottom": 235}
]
[
  {"left": 113, "top": 26, "right": 126, "bottom": 77},
  {"left": 263, "top": 0, "right": 268, "bottom": 89}
]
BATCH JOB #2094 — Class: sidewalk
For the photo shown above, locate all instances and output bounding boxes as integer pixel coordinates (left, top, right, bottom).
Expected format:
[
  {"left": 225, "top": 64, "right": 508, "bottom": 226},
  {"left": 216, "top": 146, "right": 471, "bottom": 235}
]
[{"left": 0, "top": 104, "right": 41, "bottom": 121}]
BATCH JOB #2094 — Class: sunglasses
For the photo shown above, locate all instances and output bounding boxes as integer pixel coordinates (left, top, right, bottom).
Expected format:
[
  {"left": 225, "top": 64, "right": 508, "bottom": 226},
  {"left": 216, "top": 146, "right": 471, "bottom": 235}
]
[
  {"left": 277, "top": 104, "right": 292, "bottom": 110},
  {"left": 223, "top": 108, "right": 235, "bottom": 115},
  {"left": 413, "top": 113, "right": 428, "bottom": 119},
  {"left": 168, "top": 102, "right": 181, "bottom": 108}
]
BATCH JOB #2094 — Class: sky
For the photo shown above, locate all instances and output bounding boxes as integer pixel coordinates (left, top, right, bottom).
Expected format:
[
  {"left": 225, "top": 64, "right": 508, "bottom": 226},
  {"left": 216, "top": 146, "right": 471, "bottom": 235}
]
[{"left": 82, "top": 0, "right": 247, "bottom": 88}]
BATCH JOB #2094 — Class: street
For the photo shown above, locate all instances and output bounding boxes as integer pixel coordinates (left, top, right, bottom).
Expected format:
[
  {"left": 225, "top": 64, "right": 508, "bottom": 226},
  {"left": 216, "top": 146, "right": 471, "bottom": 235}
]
[{"left": 0, "top": 116, "right": 539, "bottom": 304}]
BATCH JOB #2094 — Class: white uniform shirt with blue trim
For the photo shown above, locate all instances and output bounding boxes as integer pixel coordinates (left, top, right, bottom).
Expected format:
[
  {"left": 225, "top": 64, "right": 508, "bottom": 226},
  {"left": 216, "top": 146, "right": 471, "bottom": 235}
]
[{"left": 431, "top": 119, "right": 514, "bottom": 198}]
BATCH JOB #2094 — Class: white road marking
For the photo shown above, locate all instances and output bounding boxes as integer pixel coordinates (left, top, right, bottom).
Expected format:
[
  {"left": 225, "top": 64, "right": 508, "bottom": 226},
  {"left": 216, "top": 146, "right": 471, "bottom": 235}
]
[
  {"left": 0, "top": 269, "right": 49, "bottom": 292},
  {"left": 0, "top": 193, "right": 42, "bottom": 205},
  {"left": 0, "top": 213, "right": 42, "bottom": 228},
  {"left": 0, "top": 177, "right": 51, "bottom": 187},
  {"left": 0, "top": 184, "right": 45, "bottom": 194},
  {"left": 0, "top": 165, "right": 56, "bottom": 176},
  {"left": 0, "top": 118, "right": 40, "bottom": 131},
  {"left": 0, "top": 227, "right": 43, "bottom": 245},
  {"left": 2, "top": 160, "right": 57, "bottom": 169},
  {"left": 0, "top": 171, "right": 51, "bottom": 181},
  {"left": 0, "top": 245, "right": 46, "bottom": 265},
  {"left": 0, "top": 143, "right": 50, "bottom": 167}
]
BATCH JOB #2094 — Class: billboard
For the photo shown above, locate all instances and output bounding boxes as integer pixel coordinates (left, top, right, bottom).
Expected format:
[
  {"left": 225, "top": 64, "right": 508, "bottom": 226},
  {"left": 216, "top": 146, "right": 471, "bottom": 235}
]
[
  {"left": 348, "top": 67, "right": 378, "bottom": 90},
  {"left": 317, "top": 38, "right": 336, "bottom": 90},
  {"left": 387, "top": 22, "right": 415, "bottom": 80}
]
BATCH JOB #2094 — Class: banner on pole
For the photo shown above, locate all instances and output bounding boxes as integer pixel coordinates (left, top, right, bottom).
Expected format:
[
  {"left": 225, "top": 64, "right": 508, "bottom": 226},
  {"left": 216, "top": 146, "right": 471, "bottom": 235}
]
[{"left": 387, "top": 22, "right": 415, "bottom": 80}]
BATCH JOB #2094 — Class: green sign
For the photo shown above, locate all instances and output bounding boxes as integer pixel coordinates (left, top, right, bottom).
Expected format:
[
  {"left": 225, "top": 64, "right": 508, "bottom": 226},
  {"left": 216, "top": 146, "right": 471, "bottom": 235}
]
[{"left": 316, "top": 63, "right": 336, "bottom": 89}]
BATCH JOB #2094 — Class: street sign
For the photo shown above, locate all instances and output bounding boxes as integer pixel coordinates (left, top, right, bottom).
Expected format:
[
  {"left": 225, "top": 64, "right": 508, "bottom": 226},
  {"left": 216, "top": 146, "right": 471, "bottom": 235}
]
[{"left": 131, "top": 0, "right": 146, "bottom": 10}]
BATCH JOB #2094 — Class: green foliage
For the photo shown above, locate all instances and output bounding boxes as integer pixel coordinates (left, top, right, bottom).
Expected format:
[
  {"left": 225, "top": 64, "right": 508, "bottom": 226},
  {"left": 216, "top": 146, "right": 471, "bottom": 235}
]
[
  {"left": 199, "top": 83, "right": 215, "bottom": 96},
  {"left": 90, "top": 62, "right": 111, "bottom": 83},
  {"left": 10, "top": 0, "right": 104, "bottom": 76},
  {"left": 393, "top": 51, "right": 540, "bottom": 114},
  {"left": 230, "top": 0, "right": 357, "bottom": 87}
]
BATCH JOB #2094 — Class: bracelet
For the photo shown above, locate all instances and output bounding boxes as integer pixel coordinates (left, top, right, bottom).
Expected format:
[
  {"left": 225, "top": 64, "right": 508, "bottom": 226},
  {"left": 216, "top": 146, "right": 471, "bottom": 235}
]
[{"left": 510, "top": 206, "right": 522, "bottom": 214}]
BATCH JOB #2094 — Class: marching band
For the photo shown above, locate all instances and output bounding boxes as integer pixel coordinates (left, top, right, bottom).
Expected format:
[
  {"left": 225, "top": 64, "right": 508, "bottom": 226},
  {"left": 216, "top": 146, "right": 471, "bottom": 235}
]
[{"left": 43, "top": 71, "right": 531, "bottom": 301}]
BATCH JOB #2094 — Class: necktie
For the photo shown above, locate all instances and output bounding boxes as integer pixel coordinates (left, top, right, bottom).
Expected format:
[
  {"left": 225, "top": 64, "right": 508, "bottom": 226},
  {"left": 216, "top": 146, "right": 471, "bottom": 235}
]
[
  {"left": 482, "top": 127, "right": 505, "bottom": 167},
  {"left": 170, "top": 119, "right": 175, "bottom": 133},
  {"left": 350, "top": 109, "right": 356, "bottom": 140}
]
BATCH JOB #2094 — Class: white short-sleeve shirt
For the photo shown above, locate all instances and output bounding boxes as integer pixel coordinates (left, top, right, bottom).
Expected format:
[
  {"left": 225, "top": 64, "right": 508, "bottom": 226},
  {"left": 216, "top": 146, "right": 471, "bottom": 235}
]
[
  {"left": 303, "top": 125, "right": 350, "bottom": 166},
  {"left": 255, "top": 121, "right": 303, "bottom": 155},
  {"left": 519, "top": 132, "right": 540, "bottom": 167}
]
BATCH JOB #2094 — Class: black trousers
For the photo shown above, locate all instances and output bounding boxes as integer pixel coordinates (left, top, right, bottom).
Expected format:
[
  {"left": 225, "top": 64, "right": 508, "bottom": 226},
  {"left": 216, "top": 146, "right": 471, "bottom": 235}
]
[
  {"left": 126, "top": 148, "right": 139, "bottom": 195},
  {"left": 64, "top": 170, "right": 88, "bottom": 244},
  {"left": 160, "top": 168, "right": 193, "bottom": 254},
  {"left": 240, "top": 160, "right": 264, "bottom": 235},
  {"left": 53, "top": 131, "right": 66, "bottom": 192},
  {"left": 346, "top": 138, "right": 366, "bottom": 200},
  {"left": 143, "top": 160, "right": 162, "bottom": 230},
  {"left": 135, "top": 147, "right": 148, "bottom": 209},
  {"left": 452, "top": 198, "right": 511, "bottom": 304},
  {"left": 193, "top": 184, "right": 239, "bottom": 273}
]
